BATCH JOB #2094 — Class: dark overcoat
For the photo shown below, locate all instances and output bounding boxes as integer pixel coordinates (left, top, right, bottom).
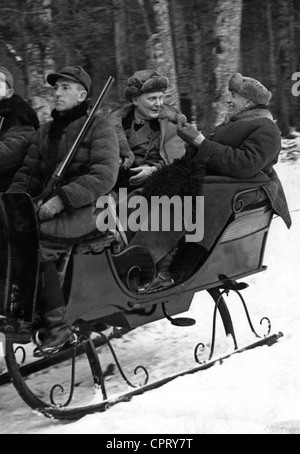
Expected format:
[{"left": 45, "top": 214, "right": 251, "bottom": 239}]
[{"left": 0, "top": 94, "right": 39, "bottom": 191}]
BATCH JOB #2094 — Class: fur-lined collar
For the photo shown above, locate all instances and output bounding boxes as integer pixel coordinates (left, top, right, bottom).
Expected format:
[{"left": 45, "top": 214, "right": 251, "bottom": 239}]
[
  {"left": 109, "top": 102, "right": 180, "bottom": 128},
  {"left": 0, "top": 94, "right": 39, "bottom": 132},
  {"left": 225, "top": 105, "right": 274, "bottom": 124}
]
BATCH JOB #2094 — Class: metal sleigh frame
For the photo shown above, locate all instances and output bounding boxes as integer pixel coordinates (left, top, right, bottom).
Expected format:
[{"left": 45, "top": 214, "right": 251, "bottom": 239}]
[{"left": 0, "top": 182, "right": 283, "bottom": 421}]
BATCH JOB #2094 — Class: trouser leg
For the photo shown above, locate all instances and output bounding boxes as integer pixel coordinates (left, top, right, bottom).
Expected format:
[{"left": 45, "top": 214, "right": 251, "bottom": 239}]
[{"left": 35, "top": 241, "right": 75, "bottom": 354}]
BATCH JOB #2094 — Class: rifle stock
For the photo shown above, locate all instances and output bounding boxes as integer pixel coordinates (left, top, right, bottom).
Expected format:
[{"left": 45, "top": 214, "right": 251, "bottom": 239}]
[{"left": 33, "top": 76, "right": 115, "bottom": 205}]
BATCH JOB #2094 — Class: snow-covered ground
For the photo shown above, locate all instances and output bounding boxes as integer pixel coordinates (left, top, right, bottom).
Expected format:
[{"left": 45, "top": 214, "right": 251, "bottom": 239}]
[{"left": 0, "top": 159, "right": 299, "bottom": 435}]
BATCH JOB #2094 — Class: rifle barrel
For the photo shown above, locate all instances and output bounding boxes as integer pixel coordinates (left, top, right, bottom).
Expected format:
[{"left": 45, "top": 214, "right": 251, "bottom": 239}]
[{"left": 56, "top": 76, "right": 115, "bottom": 179}]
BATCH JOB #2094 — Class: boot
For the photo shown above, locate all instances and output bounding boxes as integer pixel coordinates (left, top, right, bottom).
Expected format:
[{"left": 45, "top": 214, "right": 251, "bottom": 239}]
[
  {"left": 150, "top": 247, "right": 177, "bottom": 291},
  {"left": 35, "top": 307, "right": 77, "bottom": 355},
  {"left": 34, "top": 261, "right": 77, "bottom": 356}
]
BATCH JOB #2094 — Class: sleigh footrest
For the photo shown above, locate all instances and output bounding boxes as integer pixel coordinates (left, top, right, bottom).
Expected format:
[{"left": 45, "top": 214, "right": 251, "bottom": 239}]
[{"left": 75, "top": 231, "right": 119, "bottom": 255}]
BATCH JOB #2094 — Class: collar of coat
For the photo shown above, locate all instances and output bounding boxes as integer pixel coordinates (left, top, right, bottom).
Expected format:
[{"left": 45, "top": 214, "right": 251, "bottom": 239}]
[
  {"left": 0, "top": 94, "right": 39, "bottom": 132},
  {"left": 109, "top": 102, "right": 179, "bottom": 130},
  {"left": 49, "top": 100, "right": 90, "bottom": 140},
  {"left": 224, "top": 105, "right": 274, "bottom": 124}
]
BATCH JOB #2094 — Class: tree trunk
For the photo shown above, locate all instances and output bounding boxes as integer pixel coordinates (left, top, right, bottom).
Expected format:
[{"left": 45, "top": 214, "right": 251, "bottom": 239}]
[
  {"left": 210, "top": 0, "right": 243, "bottom": 127},
  {"left": 113, "top": 0, "right": 131, "bottom": 99},
  {"left": 265, "top": 0, "right": 277, "bottom": 94},
  {"left": 138, "top": 0, "right": 180, "bottom": 108},
  {"left": 276, "top": 0, "right": 293, "bottom": 135},
  {"left": 25, "top": 0, "right": 55, "bottom": 123},
  {"left": 169, "top": 0, "right": 194, "bottom": 120}
]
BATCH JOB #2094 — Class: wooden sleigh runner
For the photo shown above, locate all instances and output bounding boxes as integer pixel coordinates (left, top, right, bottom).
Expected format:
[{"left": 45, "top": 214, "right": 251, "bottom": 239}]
[{"left": 0, "top": 175, "right": 283, "bottom": 421}]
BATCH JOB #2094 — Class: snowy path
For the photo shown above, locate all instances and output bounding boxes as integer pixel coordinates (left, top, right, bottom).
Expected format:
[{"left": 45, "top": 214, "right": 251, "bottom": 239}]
[{"left": 0, "top": 161, "right": 299, "bottom": 434}]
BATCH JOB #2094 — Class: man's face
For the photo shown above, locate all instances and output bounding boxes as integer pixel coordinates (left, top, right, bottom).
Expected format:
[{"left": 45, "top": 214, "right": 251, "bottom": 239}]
[
  {"left": 132, "top": 91, "right": 164, "bottom": 121},
  {"left": 53, "top": 77, "right": 87, "bottom": 112},
  {"left": 227, "top": 91, "right": 250, "bottom": 116},
  {"left": 0, "top": 72, "right": 14, "bottom": 101}
]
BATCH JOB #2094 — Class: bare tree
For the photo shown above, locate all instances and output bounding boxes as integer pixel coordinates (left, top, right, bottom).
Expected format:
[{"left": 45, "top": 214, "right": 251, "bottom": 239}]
[
  {"left": 276, "top": 0, "right": 294, "bottom": 134},
  {"left": 113, "top": 0, "right": 131, "bottom": 98},
  {"left": 25, "top": 0, "right": 55, "bottom": 122},
  {"left": 137, "top": 0, "right": 180, "bottom": 107},
  {"left": 210, "top": 0, "right": 243, "bottom": 126}
]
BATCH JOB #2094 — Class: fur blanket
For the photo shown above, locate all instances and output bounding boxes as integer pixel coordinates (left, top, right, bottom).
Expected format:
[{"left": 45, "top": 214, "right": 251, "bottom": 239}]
[{"left": 141, "top": 152, "right": 206, "bottom": 200}]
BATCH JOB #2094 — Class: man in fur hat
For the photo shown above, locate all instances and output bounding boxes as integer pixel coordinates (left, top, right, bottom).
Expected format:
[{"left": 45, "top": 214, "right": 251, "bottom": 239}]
[
  {"left": 0, "top": 66, "right": 39, "bottom": 191},
  {"left": 8, "top": 66, "right": 119, "bottom": 355},
  {"left": 108, "top": 69, "right": 186, "bottom": 189},
  {"left": 178, "top": 73, "right": 287, "bottom": 182}
]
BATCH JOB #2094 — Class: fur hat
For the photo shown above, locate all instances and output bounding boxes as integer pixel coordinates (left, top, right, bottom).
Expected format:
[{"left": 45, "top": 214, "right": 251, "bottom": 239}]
[
  {"left": 124, "top": 70, "right": 169, "bottom": 101},
  {"left": 228, "top": 73, "right": 272, "bottom": 105}
]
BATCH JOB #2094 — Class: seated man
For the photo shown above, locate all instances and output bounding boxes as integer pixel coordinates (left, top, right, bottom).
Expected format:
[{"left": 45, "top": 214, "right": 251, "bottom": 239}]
[
  {"left": 130, "top": 73, "right": 291, "bottom": 290},
  {"left": 178, "top": 72, "right": 291, "bottom": 228},
  {"left": 8, "top": 66, "right": 119, "bottom": 354},
  {"left": 108, "top": 69, "right": 186, "bottom": 190},
  {"left": 0, "top": 66, "right": 39, "bottom": 191}
]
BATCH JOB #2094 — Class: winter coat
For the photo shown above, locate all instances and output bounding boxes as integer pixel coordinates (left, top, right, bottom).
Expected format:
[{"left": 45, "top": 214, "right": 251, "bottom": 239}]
[
  {"left": 9, "top": 102, "right": 119, "bottom": 241},
  {"left": 194, "top": 106, "right": 291, "bottom": 228},
  {"left": 0, "top": 94, "right": 39, "bottom": 191},
  {"left": 196, "top": 107, "right": 281, "bottom": 179},
  {"left": 108, "top": 103, "right": 186, "bottom": 169}
]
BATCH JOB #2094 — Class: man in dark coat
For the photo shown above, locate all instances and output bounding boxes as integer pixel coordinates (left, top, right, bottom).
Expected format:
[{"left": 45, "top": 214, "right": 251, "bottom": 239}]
[
  {"left": 8, "top": 66, "right": 119, "bottom": 354},
  {"left": 108, "top": 69, "right": 186, "bottom": 190},
  {"left": 177, "top": 72, "right": 291, "bottom": 228},
  {"left": 0, "top": 66, "right": 39, "bottom": 191}
]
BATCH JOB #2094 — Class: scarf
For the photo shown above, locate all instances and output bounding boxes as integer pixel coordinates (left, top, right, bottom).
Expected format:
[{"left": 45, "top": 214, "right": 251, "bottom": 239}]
[{"left": 47, "top": 100, "right": 89, "bottom": 174}]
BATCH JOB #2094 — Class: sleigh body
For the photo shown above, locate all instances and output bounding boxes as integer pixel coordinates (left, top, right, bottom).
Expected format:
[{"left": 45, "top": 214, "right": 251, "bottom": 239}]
[{"left": 0, "top": 176, "right": 283, "bottom": 420}]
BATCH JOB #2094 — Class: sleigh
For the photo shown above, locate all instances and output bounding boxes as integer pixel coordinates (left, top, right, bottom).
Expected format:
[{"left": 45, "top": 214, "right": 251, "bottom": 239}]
[{"left": 0, "top": 175, "right": 283, "bottom": 420}]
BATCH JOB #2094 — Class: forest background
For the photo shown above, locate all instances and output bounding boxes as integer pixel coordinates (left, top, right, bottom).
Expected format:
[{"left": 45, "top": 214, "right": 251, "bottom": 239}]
[{"left": 0, "top": 0, "right": 298, "bottom": 136}]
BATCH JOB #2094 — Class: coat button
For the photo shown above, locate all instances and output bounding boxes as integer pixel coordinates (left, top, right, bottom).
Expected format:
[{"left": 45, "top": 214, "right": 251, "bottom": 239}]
[{"left": 203, "top": 156, "right": 210, "bottom": 162}]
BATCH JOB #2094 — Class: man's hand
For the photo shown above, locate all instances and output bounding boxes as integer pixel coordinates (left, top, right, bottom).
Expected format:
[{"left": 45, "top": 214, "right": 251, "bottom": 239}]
[
  {"left": 177, "top": 123, "right": 205, "bottom": 148},
  {"left": 38, "top": 196, "right": 64, "bottom": 222},
  {"left": 129, "top": 166, "right": 157, "bottom": 186}
]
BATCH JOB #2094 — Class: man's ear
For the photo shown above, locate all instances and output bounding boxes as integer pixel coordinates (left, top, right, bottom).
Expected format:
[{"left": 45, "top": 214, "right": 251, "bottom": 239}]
[
  {"left": 6, "top": 88, "right": 14, "bottom": 99},
  {"left": 132, "top": 97, "right": 138, "bottom": 107},
  {"left": 245, "top": 99, "right": 255, "bottom": 108},
  {"left": 79, "top": 90, "right": 88, "bottom": 103}
]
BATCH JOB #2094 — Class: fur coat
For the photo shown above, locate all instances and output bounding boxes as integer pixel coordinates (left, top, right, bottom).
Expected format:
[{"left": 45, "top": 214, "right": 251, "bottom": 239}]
[
  {"left": 108, "top": 103, "right": 186, "bottom": 169},
  {"left": 0, "top": 94, "right": 39, "bottom": 191}
]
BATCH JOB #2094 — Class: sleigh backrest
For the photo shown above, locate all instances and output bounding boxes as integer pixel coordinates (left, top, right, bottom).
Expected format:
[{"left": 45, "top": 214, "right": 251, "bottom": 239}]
[{"left": 194, "top": 186, "right": 273, "bottom": 289}]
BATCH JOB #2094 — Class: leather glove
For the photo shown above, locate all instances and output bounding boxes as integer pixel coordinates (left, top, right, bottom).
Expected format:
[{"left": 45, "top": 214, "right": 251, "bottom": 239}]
[
  {"left": 38, "top": 196, "right": 64, "bottom": 222},
  {"left": 177, "top": 123, "right": 204, "bottom": 147},
  {"left": 129, "top": 166, "right": 157, "bottom": 187}
]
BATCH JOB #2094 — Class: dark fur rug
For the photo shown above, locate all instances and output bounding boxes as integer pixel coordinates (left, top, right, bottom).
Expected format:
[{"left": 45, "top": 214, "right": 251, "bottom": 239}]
[{"left": 142, "top": 152, "right": 206, "bottom": 200}]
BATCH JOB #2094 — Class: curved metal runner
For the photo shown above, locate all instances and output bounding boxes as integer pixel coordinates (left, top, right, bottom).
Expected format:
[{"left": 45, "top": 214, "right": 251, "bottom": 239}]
[{"left": 4, "top": 331, "right": 283, "bottom": 421}]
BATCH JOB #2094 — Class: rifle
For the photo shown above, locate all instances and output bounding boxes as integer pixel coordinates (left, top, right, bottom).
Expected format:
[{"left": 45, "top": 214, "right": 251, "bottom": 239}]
[{"left": 34, "top": 76, "right": 115, "bottom": 205}]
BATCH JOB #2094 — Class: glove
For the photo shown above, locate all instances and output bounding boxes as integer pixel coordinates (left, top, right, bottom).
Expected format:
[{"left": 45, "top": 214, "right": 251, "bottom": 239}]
[
  {"left": 129, "top": 166, "right": 157, "bottom": 187},
  {"left": 38, "top": 196, "right": 64, "bottom": 222},
  {"left": 177, "top": 123, "right": 204, "bottom": 147}
]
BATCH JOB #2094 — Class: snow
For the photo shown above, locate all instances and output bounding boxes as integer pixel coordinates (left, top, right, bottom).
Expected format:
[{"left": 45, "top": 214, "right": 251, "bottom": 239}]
[{"left": 0, "top": 159, "right": 300, "bottom": 434}]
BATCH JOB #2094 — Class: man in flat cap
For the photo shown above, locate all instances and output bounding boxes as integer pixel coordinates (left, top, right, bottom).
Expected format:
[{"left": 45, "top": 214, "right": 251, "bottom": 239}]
[
  {"left": 108, "top": 69, "right": 186, "bottom": 189},
  {"left": 0, "top": 66, "right": 39, "bottom": 191},
  {"left": 8, "top": 66, "right": 119, "bottom": 354}
]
